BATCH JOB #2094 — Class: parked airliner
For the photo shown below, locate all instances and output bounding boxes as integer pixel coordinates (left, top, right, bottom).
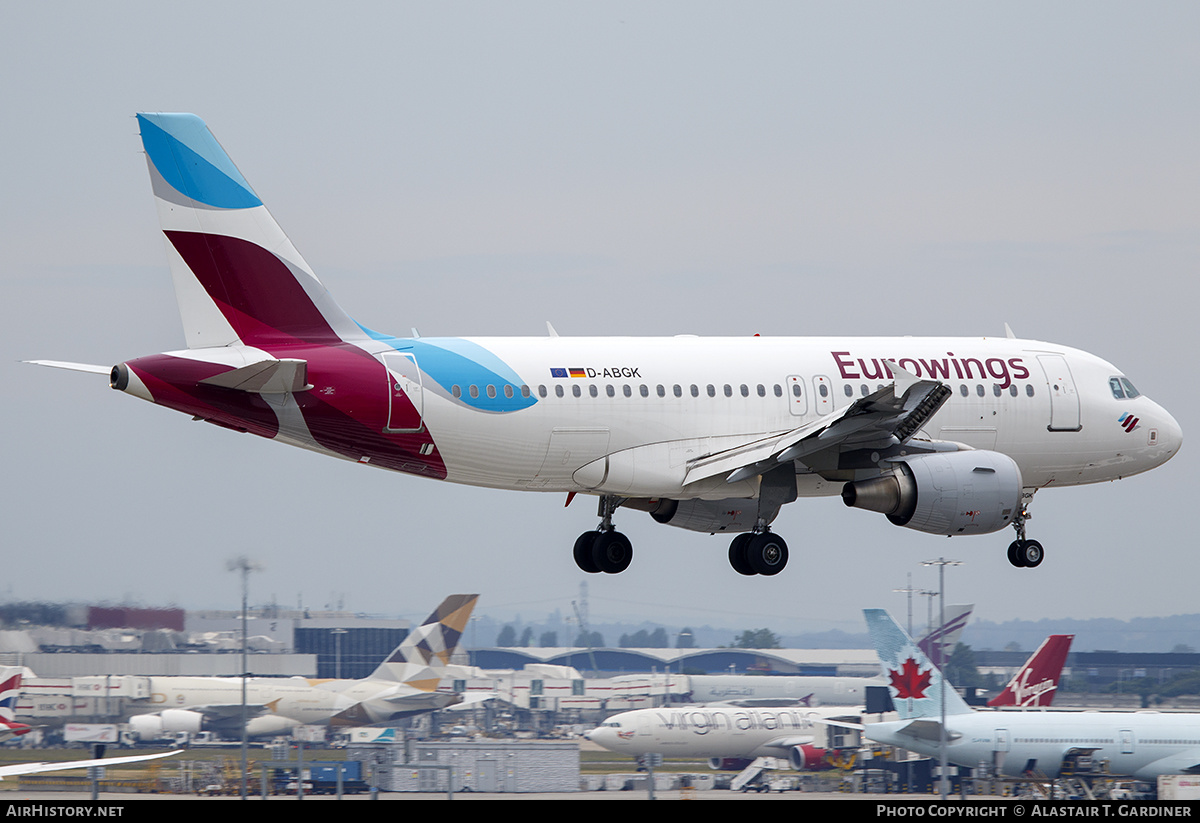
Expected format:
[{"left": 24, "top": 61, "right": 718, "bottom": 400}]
[
  {"left": 850, "top": 610, "right": 1200, "bottom": 780},
  {"left": 125, "top": 595, "right": 476, "bottom": 740},
  {"left": 30, "top": 113, "right": 1182, "bottom": 576}
]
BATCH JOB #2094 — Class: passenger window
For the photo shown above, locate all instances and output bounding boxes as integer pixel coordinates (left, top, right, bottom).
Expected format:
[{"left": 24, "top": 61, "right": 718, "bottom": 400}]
[
  {"left": 993, "top": 384, "right": 1002, "bottom": 397},
  {"left": 1025, "top": 385, "right": 1035, "bottom": 397},
  {"left": 589, "top": 385, "right": 598, "bottom": 398},
  {"left": 844, "top": 384, "right": 853, "bottom": 398},
  {"left": 774, "top": 384, "right": 783, "bottom": 397},
  {"left": 486, "top": 385, "right": 496, "bottom": 398},
  {"left": 555, "top": 385, "right": 564, "bottom": 398},
  {"left": 674, "top": 384, "right": 683, "bottom": 398},
  {"left": 572, "top": 385, "right": 581, "bottom": 398},
  {"left": 606, "top": 385, "right": 615, "bottom": 397},
  {"left": 757, "top": 384, "right": 766, "bottom": 397},
  {"left": 469, "top": 385, "right": 479, "bottom": 398},
  {"left": 656, "top": 384, "right": 665, "bottom": 397},
  {"left": 740, "top": 384, "right": 749, "bottom": 397},
  {"left": 623, "top": 385, "right": 632, "bottom": 397},
  {"left": 690, "top": 385, "right": 699, "bottom": 397},
  {"left": 724, "top": 384, "right": 733, "bottom": 397},
  {"left": 521, "top": 385, "right": 531, "bottom": 398},
  {"left": 976, "top": 384, "right": 984, "bottom": 397},
  {"left": 639, "top": 385, "right": 649, "bottom": 397},
  {"left": 504, "top": 385, "right": 514, "bottom": 398},
  {"left": 537, "top": 385, "right": 547, "bottom": 398},
  {"left": 452, "top": 385, "right": 462, "bottom": 398}
]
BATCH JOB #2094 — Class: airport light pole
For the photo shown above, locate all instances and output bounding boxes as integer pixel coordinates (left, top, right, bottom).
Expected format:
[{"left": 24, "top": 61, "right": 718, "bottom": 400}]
[
  {"left": 228, "top": 556, "right": 262, "bottom": 801},
  {"left": 922, "top": 557, "right": 960, "bottom": 801}
]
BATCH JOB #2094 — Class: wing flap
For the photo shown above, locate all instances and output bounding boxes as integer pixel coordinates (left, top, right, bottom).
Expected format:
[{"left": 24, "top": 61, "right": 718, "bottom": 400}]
[{"left": 683, "top": 363, "right": 952, "bottom": 487}]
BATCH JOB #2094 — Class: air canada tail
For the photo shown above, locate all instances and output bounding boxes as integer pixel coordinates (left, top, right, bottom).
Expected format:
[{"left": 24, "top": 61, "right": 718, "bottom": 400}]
[
  {"left": 369, "top": 595, "right": 478, "bottom": 689},
  {"left": 988, "top": 634, "right": 1073, "bottom": 708},
  {"left": 137, "top": 113, "right": 364, "bottom": 349},
  {"left": 864, "top": 609, "right": 974, "bottom": 720}
]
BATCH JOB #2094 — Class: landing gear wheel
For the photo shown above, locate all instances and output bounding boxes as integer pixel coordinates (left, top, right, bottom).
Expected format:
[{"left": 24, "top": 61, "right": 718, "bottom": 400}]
[
  {"left": 592, "top": 530, "right": 633, "bottom": 574},
  {"left": 746, "top": 532, "right": 789, "bottom": 576},
  {"left": 1007, "top": 539, "right": 1044, "bottom": 568},
  {"left": 574, "top": 531, "right": 601, "bottom": 574},
  {"left": 728, "top": 534, "right": 755, "bottom": 576},
  {"left": 1019, "top": 539, "right": 1043, "bottom": 568}
]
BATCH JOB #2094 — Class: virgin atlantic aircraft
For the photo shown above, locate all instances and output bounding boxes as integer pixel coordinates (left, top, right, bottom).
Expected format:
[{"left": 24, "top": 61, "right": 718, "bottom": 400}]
[{"left": 30, "top": 114, "right": 1182, "bottom": 577}]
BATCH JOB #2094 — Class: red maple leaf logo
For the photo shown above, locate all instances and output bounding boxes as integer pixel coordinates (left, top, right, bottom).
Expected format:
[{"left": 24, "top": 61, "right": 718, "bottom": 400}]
[{"left": 889, "top": 657, "right": 932, "bottom": 699}]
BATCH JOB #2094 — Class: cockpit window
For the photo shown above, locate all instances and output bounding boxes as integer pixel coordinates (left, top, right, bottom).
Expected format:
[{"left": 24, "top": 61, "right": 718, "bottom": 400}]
[{"left": 1111, "top": 377, "right": 1141, "bottom": 399}]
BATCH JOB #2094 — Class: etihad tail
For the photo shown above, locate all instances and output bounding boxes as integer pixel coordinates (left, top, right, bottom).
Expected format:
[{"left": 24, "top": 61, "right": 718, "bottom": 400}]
[
  {"left": 988, "top": 634, "right": 1073, "bottom": 708},
  {"left": 864, "top": 609, "right": 973, "bottom": 720},
  {"left": 369, "top": 595, "right": 478, "bottom": 689},
  {"left": 137, "top": 113, "right": 364, "bottom": 349}
]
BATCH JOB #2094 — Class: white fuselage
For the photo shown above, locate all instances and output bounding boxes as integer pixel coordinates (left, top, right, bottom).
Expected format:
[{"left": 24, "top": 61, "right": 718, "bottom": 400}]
[
  {"left": 586, "top": 705, "right": 851, "bottom": 760},
  {"left": 135, "top": 675, "right": 443, "bottom": 730},
  {"left": 866, "top": 710, "right": 1200, "bottom": 780},
  {"left": 686, "top": 674, "right": 881, "bottom": 707},
  {"left": 362, "top": 335, "right": 1180, "bottom": 497}
]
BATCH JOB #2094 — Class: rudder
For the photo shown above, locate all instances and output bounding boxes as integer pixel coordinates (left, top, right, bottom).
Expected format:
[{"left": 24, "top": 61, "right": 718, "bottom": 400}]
[{"left": 137, "top": 113, "right": 362, "bottom": 349}]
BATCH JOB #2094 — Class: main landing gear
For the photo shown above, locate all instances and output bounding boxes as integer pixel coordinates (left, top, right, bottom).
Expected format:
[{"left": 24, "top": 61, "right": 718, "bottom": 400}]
[
  {"left": 574, "top": 496, "right": 634, "bottom": 574},
  {"left": 1006, "top": 501, "right": 1044, "bottom": 568},
  {"left": 728, "top": 531, "right": 789, "bottom": 576}
]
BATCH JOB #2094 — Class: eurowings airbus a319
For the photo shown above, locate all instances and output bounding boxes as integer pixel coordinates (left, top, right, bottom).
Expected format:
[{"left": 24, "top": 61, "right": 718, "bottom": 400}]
[{"left": 30, "top": 113, "right": 1182, "bottom": 576}]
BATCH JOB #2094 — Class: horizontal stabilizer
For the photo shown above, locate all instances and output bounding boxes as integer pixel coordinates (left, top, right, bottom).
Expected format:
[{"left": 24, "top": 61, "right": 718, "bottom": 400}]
[
  {"left": 198, "top": 359, "right": 311, "bottom": 394},
  {"left": 25, "top": 360, "right": 111, "bottom": 375}
]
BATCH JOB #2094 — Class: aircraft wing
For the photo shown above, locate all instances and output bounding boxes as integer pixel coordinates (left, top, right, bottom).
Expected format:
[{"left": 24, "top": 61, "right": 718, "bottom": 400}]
[
  {"left": 758, "top": 735, "right": 817, "bottom": 753},
  {"left": 0, "top": 750, "right": 180, "bottom": 779},
  {"left": 683, "top": 363, "right": 953, "bottom": 486},
  {"left": 1133, "top": 748, "right": 1200, "bottom": 779}
]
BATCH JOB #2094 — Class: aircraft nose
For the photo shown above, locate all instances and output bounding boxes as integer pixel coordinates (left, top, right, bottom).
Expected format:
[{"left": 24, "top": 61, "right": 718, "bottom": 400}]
[{"left": 1158, "top": 407, "right": 1183, "bottom": 460}]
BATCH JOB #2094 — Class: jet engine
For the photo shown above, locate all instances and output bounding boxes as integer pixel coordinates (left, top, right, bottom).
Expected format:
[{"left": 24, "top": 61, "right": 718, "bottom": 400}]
[
  {"left": 708, "top": 757, "right": 753, "bottom": 771},
  {"left": 627, "top": 498, "right": 774, "bottom": 534},
  {"left": 128, "top": 709, "right": 203, "bottom": 741},
  {"left": 841, "top": 450, "right": 1022, "bottom": 535},
  {"left": 788, "top": 744, "right": 831, "bottom": 771}
]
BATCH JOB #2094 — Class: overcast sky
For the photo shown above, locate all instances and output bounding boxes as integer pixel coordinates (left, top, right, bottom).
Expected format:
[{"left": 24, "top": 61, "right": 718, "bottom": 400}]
[{"left": 3, "top": 2, "right": 1196, "bottom": 635}]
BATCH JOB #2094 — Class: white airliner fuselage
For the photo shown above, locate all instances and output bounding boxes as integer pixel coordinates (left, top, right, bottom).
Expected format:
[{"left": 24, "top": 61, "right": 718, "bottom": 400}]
[
  {"left": 35, "top": 113, "right": 1182, "bottom": 577},
  {"left": 586, "top": 705, "right": 855, "bottom": 770}
]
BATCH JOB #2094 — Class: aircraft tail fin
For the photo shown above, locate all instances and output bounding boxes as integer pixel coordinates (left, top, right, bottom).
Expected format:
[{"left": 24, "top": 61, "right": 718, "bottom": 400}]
[
  {"left": 864, "top": 609, "right": 974, "bottom": 720},
  {"left": 0, "top": 668, "right": 31, "bottom": 739},
  {"left": 136, "top": 113, "right": 364, "bottom": 349},
  {"left": 915, "top": 604, "right": 974, "bottom": 666},
  {"left": 988, "top": 634, "right": 1073, "bottom": 708},
  {"left": 369, "top": 595, "right": 478, "bottom": 690}
]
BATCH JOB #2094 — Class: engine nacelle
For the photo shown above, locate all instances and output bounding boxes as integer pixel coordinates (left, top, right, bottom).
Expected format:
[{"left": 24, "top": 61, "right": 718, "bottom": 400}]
[
  {"left": 128, "top": 709, "right": 204, "bottom": 740},
  {"left": 628, "top": 498, "right": 774, "bottom": 534},
  {"left": 708, "top": 757, "right": 753, "bottom": 771},
  {"left": 788, "top": 744, "right": 830, "bottom": 771},
  {"left": 841, "top": 450, "right": 1022, "bottom": 535}
]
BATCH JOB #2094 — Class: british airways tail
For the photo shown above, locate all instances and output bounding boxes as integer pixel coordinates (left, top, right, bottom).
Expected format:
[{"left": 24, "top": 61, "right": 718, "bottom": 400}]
[
  {"left": 136, "top": 113, "right": 364, "bottom": 348},
  {"left": 988, "top": 634, "right": 1073, "bottom": 708},
  {"left": 368, "top": 594, "right": 478, "bottom": 689},
  {"left": 0, "top": 668, "right": 32, "bottom": 741},
  {"left": 864, "top": 609, "right": 973, "bottom": 720}
]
